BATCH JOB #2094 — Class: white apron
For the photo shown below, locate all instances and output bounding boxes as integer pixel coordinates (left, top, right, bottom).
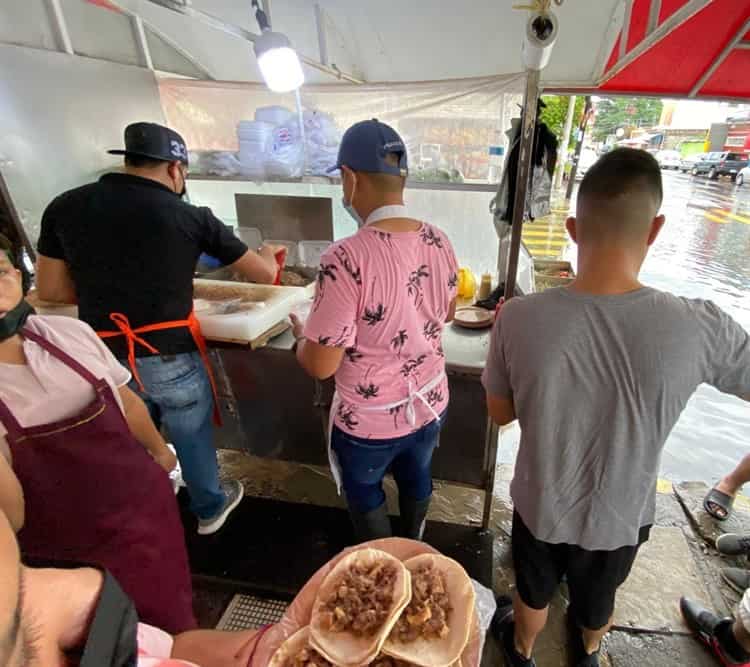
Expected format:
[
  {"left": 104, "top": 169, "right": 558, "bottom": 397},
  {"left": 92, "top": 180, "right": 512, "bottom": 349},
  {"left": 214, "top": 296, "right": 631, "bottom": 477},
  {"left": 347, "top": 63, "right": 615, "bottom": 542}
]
[{"left": 326, "top": 204, "right": 446, "bottom": 493}]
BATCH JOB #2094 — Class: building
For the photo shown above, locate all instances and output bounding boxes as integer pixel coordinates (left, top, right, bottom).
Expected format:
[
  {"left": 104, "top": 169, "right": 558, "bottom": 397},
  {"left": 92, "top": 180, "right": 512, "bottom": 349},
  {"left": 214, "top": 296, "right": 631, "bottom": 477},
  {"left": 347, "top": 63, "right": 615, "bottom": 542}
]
[{"left": 725, "top": 112, "right": 750, "bottom": 153}]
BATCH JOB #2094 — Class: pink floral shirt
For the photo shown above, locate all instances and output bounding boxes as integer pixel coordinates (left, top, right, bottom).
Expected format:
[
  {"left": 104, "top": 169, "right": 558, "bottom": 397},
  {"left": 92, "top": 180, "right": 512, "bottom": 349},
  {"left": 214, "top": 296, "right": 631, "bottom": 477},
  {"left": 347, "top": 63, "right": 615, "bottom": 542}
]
[{"left": 304, "top": 222, "right": 458, "bottom": 439}]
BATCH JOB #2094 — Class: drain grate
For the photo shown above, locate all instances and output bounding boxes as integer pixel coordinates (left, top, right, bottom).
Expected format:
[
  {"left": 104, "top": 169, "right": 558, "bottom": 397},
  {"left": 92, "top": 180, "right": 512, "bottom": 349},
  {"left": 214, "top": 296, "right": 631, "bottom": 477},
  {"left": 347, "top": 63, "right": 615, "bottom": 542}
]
[{"left": 215, "top": 594, "right": 289, "bottom": 631}]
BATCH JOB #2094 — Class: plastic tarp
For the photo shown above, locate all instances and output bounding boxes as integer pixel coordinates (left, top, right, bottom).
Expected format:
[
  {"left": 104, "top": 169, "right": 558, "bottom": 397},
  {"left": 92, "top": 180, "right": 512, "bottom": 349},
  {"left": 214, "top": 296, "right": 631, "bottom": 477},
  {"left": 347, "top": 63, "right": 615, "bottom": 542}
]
[
  {"left": 597, "top": 0, "right": 750, "bottom": 100},
  {"left": 158, "top": 74, "right": 525, "bottom": 182}
]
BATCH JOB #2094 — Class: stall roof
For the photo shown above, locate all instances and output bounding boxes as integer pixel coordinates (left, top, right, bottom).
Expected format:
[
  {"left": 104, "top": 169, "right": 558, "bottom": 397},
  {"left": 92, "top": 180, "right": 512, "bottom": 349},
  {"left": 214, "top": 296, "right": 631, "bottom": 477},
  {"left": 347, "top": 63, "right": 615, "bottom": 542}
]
[
  {"left": 596, "top": 0, "right": 750, "bottom": 100},
  {"left": 99, "top": 0, "right": 749, "bottom": 101}
]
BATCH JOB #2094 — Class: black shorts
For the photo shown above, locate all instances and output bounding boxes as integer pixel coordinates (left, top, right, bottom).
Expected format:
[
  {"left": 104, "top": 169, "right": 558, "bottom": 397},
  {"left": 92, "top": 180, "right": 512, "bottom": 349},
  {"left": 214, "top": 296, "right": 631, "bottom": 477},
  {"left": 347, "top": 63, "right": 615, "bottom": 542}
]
[{"left": 512, "top": 511, "right": 651, "bottom": 630}]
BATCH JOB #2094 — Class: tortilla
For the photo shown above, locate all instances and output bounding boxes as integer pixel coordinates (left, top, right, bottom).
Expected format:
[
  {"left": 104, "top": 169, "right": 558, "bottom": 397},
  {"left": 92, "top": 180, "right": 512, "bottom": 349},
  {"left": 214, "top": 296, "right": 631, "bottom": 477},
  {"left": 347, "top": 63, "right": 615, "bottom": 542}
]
[
  {"left": 268, "top": 627, "right": 463, "bottom": 667},
  {"left": 370, "top": 655, "right": 461, "bottom": 667},
  {"left": 382, "top": 554, "right": 475, "bottom": 667},
  {"left": 310, "top": 548, "right": 412, "bottom": 666}
]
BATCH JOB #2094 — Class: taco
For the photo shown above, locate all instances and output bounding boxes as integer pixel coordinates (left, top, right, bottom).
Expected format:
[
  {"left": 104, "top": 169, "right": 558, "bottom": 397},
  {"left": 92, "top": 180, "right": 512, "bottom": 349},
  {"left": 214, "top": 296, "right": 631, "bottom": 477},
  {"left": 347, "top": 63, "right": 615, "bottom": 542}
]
[
  {"left": 382, "top": 554, "right": 475, "bottom": 667},
  {"left": 268, "top": 627, "right": 462, "bottom": 667},
  {"left": 268, "top": 626, "right": 335, "bottom": 667},
  {"left": 370, "top": 655, "right": 461, "bottom": 667},
  {"left": 310, "top": 548, "right": 411, "bottom": 666}
]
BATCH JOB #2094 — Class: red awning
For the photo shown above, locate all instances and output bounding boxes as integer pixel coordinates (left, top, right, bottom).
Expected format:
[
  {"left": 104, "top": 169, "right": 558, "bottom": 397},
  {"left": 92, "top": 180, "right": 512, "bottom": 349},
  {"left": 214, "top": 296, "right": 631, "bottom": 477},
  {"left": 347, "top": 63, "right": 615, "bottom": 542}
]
[{"left": 597, "top": 0, "right": 750, "bottom": 100}]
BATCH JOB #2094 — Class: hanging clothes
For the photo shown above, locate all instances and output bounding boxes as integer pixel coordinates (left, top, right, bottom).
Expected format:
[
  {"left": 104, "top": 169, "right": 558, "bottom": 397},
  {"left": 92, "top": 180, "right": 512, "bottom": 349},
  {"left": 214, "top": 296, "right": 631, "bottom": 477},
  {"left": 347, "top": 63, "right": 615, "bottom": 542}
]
[{"left": 491, "top": 110, "right": 559, "bottom": 226}]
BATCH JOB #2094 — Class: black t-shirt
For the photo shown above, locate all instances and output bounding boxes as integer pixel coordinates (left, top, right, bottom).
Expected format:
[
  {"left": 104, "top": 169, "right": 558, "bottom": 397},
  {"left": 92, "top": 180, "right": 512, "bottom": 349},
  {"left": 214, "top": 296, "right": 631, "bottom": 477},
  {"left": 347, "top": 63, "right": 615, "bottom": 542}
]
[{"left": 37, "top": 173, "right": 248, "bottom": 358}]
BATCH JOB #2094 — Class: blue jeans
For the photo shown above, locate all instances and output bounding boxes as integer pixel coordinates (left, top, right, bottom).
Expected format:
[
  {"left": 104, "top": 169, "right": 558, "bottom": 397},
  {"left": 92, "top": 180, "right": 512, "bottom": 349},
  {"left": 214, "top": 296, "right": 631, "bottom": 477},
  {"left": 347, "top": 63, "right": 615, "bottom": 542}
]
[
  {"left": 122, "top": 352, "right": 224, "bottom": 520},
  {"left": 332, "top": 415, "right": 444, "bottom": 514}
]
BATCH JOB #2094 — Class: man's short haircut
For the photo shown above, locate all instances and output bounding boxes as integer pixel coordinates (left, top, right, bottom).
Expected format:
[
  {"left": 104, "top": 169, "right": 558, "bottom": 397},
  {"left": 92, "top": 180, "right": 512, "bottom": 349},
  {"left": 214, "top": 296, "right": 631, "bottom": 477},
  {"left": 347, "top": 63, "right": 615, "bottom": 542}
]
[
  {"left": 124, "top": 155, "right": 168, "bottom": 169},
  {"left": 579, "top": 148, "right": 663, "bottom": 208},
  {"left": 361, "top": 152, "right": 406, "bottom": 193}
]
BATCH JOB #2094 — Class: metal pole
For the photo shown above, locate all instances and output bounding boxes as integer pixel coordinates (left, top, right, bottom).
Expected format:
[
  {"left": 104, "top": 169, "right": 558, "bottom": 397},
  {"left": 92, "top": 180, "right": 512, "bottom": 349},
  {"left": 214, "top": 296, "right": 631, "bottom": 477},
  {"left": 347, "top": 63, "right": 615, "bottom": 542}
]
[
  {"left": 565, "top": 95, "right": 592, "bottom": 201},
  {"left": 554, "top": 95, "right": 576, "bottom": 191},
  {"left": 295, "top": 88, "right": 308, "bottom": 176},
  {"left": 503, "top": 69, "right": 540, "bottom": 301}
]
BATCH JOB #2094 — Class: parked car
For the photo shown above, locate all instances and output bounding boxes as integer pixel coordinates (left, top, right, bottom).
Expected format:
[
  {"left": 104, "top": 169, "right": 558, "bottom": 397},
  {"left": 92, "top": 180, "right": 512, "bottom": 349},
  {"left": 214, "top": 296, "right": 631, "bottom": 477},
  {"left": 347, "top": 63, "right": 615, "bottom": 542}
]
[
  {"left": 656, "top": 150, "right": 681, "bottom": 170},
  {"left": 679, "top": 153, "right": 705, "bottom": 172},
  {"left": 691, "top": 151, "right": 749, "bottom": 179},
  {"left": 737, "top": 165, "right": 750, "bottom": 186}
]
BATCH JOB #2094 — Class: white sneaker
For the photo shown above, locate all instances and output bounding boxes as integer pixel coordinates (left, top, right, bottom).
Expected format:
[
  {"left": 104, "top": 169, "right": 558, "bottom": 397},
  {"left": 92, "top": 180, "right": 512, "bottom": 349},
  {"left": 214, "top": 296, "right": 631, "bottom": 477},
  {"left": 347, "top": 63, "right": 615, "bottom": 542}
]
[{"left": 197, "top": 480, "right": 244, "bottom": 535}]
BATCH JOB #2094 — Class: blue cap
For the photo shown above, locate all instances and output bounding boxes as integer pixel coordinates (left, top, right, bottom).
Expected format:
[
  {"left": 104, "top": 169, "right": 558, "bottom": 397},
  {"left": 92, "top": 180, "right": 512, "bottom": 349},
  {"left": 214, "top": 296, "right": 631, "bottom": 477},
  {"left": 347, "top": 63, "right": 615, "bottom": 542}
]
[{"left": 328, "top": 119, "right": 408, "bottom": 177}]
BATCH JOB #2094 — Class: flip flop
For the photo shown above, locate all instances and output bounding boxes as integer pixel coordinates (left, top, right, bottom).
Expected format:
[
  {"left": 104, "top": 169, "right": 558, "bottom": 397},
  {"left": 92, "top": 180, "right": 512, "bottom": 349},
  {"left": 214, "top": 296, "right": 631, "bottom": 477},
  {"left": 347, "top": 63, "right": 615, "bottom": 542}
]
[{"left": 704, "top": 488, "right": 735, "bottom": 521}]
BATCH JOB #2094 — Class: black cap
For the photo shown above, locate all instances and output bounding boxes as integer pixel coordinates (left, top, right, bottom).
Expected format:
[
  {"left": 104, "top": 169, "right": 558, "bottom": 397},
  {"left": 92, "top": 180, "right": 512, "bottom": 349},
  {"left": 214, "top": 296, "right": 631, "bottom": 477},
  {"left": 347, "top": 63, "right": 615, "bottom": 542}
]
[{"left": 108, "top": 122, "right": 189, "bottom": 165}]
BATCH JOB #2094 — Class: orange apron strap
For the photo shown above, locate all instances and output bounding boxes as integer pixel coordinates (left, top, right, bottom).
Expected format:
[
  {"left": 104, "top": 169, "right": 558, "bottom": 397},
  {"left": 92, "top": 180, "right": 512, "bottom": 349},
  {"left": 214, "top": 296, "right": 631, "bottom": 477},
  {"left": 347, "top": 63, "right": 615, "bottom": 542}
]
[
  {"left": 186, "top": 313, "right": 223, "bottom": 427},
  {"left": 97, "top": 312, "right": 222, "bottom": 427},
  {"left": 97, "top": 313, "right": 160, "bottom": 392}
]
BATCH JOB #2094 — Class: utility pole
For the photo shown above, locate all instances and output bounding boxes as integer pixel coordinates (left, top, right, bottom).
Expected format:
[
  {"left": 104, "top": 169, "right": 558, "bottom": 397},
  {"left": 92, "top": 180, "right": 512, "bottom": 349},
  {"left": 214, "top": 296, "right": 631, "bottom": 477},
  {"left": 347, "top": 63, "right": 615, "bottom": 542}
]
[
  {"left": 554, "top": 95, "right": 576, "bottom": 191},
  {"left": 565, "top": 95, "right": 593, "bottom": 201}
]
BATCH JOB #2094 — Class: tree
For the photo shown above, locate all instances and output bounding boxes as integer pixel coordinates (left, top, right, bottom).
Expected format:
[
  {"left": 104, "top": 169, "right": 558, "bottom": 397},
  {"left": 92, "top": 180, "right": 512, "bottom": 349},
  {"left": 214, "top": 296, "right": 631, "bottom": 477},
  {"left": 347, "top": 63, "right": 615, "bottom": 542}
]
[
  {"left": 539, "top": 95, "right": 585, "bottom": 140},
  {"left": 591, "top": 97, "right": 663, "bottom": 141}
]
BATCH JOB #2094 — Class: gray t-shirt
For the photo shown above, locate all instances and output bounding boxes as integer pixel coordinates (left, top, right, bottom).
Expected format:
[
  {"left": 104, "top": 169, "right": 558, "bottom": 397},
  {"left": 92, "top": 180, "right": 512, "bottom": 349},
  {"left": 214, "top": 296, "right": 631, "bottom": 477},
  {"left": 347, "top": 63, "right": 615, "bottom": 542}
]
[{"left": 482, "top": 286, "right": 750, "bottom": 551}]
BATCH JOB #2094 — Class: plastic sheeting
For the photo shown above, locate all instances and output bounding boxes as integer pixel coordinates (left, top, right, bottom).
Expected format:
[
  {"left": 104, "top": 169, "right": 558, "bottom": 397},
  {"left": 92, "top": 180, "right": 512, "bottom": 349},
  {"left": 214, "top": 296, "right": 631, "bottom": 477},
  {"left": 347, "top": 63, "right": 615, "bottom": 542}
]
[{"left": 159, "top": 75, "right": 524, "bottom": 182}]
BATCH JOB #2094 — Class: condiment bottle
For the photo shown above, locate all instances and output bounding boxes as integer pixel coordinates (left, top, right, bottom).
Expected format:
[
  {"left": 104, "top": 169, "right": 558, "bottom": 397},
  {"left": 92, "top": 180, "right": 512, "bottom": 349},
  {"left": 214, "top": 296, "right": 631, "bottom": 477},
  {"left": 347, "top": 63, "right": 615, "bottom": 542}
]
[{"left": 478, "top": 272, "right": 493, "bottom": 300}]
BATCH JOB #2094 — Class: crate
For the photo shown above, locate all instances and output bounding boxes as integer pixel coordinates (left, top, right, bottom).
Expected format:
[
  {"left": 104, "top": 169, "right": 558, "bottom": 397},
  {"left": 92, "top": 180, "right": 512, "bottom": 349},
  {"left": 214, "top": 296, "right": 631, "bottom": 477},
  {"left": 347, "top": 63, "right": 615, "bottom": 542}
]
[{"left": 534, "top": 259, "right": 575, "bottom": 291}]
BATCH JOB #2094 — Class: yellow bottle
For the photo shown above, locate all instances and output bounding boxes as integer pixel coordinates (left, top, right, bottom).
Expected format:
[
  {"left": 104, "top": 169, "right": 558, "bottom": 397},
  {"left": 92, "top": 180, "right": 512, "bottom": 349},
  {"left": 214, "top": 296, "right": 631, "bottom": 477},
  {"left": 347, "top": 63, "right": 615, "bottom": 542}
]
[{"left": 457, "top": 267, "right": 477, "bottom": 300}]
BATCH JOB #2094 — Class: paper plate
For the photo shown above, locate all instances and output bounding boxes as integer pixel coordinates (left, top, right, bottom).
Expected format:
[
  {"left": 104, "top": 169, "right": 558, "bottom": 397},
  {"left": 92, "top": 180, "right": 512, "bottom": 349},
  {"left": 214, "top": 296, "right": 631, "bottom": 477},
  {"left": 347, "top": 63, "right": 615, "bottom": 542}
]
[{"left": 453, "top": 307, "right": 493, "bottom": 330}]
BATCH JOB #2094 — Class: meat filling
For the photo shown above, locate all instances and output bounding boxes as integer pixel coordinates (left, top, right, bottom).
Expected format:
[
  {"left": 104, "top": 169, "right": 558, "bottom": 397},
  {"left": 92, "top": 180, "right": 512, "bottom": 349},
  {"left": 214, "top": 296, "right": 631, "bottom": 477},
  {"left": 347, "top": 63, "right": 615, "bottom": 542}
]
[
  {"left": 286, "top": 645, "right": 333, "bottom": 667},
  {"left": 318, "top": 561, "right": 397, "bottom": 637},
  {"left": 392, "top": 564, "right": 452, "bottom": 643}
]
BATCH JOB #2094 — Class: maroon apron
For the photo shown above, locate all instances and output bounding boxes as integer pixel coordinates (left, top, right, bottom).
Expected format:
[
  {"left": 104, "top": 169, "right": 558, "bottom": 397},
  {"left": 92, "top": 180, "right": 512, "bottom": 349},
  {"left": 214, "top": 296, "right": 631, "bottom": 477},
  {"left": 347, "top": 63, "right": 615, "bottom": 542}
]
[{"left": 0, "top": 328, "right": 196, "bottom": 633}]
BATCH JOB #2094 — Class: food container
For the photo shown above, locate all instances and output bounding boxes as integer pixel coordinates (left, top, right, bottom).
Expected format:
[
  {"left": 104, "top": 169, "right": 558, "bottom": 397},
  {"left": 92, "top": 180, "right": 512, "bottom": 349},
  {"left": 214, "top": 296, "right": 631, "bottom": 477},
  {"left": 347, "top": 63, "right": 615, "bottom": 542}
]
[
  {"left": 265, "top": 240, "right": 299, "bottom": 266},
  {"left": 534, "top": 259, "right": 575, "bottom": 291},
  {"left": 254, "top": 105, "right": 294, "bottom": 125},
  {"left": 193, "top": 279, "right": 309, "bottom": 344},
  {"left": 235, "top": 226, "right": 263, "bottom": 249},
  {"left": 298, "top": 240, "right": 331, "bottom": 268}
]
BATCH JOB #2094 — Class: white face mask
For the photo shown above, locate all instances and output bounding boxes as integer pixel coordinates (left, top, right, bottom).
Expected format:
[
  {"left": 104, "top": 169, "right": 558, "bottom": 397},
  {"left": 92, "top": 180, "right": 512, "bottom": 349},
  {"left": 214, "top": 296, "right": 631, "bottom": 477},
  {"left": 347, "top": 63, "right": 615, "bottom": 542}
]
[{"left": 342, "top": 174, "right": 364, "bottom": 227}]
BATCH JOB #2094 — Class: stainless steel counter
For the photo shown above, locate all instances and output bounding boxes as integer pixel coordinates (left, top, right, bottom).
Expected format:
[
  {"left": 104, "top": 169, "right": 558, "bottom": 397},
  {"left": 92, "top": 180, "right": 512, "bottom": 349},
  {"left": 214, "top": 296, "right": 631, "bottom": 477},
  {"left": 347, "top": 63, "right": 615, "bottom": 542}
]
[{"left": 210, "top": 319, "right": 498, "bottom": 527}]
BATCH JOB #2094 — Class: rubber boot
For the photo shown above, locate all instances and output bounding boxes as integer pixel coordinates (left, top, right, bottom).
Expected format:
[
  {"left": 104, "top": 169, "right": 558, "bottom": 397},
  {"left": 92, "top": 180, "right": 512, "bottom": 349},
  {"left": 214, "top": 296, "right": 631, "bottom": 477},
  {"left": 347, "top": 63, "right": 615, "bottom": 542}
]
[
  {"left": 348, "top": 502, "right": 392, "bottom": 543},
  {"left": 399, "top": 494, "right": 431, "bottom": 540}
]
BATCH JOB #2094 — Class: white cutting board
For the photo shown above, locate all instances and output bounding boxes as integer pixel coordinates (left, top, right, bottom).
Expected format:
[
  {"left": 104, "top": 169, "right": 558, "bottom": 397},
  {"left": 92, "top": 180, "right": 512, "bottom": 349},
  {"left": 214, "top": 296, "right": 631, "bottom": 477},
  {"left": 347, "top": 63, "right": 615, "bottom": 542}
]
[{"left": 193, "top": 278, "right": 309, "bottom": 344}]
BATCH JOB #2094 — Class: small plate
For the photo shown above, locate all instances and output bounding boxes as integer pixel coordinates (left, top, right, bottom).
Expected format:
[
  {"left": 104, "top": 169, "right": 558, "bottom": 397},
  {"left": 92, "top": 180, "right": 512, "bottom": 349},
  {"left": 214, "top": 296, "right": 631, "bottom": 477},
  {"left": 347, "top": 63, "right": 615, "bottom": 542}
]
[{"left": 453, "top": 306, "right": 494, "bottom": 329}]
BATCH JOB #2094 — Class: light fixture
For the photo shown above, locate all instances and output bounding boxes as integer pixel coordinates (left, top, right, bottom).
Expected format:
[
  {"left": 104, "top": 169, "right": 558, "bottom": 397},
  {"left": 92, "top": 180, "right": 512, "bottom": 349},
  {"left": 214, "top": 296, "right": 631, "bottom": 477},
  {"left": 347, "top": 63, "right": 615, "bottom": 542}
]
[
  {"left": 254, "top": 30, "right": 305, "bottom": 93},
  {"left": 252, "top": 0, "right": 304, "bottom": 93}
]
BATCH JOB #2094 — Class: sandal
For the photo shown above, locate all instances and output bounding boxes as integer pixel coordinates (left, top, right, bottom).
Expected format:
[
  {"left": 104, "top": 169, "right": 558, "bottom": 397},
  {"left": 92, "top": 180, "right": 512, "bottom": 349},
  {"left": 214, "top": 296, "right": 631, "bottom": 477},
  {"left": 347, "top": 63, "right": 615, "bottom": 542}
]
[{"left": 703, "top": 487, "right": 734, "bottom": 521}]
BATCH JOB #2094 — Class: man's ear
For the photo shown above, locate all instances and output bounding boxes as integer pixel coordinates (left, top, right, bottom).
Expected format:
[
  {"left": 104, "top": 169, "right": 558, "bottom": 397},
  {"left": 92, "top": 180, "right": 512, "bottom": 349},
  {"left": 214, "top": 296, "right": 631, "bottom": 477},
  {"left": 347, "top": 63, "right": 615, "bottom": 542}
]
[
  {"left": 647, "top": 214, "right": 666, "bottom": 247},
  {"left": 565, "top": 216, "right": 578, "bottom": 244},
  {"left": 166, "top": 160, "right": 181, "bottom": 178}
]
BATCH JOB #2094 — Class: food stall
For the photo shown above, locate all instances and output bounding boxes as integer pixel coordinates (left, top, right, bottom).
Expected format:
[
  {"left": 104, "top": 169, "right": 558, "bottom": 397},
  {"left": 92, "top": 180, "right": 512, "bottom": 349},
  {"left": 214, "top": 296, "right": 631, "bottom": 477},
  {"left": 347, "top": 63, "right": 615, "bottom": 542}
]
[{"left": 2, "top": 0, "right": 750, "bottom": 653}]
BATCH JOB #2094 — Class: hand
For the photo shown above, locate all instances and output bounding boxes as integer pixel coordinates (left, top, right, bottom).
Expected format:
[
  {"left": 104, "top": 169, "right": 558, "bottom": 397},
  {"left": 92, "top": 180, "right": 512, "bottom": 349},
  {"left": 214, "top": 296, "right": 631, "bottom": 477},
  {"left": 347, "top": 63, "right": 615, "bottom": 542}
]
[
  {"left": 261, "top": 243, "right": 287, "bottom": 256},
  {"left": 154, "top": 447, "right": 178, "bottom": 473},
  {"left": 22, "top": 566, "right": 104, "bottom": 664},
  {"left": 289, "top": 313, "right": 305, "bottom": 341},
  {"left": 259, "top": 244, "right": 287, "bottom": 265},
  {"left": 250, "top": 538, "right": 482, "bottom": 667}
]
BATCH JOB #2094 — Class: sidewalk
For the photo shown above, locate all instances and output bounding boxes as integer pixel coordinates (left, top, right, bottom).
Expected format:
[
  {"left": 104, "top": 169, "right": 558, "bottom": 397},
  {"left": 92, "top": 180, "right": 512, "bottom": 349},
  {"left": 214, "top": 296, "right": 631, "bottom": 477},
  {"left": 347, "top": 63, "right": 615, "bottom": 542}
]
[{"left": 483, "top": 471, "right": 749, "bottom": 666}]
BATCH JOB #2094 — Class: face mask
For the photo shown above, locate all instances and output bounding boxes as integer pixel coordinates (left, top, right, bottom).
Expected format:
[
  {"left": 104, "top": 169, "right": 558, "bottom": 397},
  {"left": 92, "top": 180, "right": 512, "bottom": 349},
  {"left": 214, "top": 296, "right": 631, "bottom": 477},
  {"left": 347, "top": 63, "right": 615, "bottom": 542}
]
[
  {"left": 0, "top": 299, "right": 33, "bottom": 341},
  {"left": 172, "top": 168, "right": 187, "bottom": 198},
  {"left": 342, "top": 176, "right": 364, "bottom": 227}
]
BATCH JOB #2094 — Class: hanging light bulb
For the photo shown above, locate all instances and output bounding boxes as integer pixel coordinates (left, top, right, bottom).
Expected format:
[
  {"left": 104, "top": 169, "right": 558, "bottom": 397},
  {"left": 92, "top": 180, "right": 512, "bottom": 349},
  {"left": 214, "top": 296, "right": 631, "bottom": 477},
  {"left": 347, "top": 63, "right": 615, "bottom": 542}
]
[
  {"left": 254, "top": 29, "right": 305, "bottom": 93},
  {"left": 251, "top": 1, "right": 304, "bottom": 93}
]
